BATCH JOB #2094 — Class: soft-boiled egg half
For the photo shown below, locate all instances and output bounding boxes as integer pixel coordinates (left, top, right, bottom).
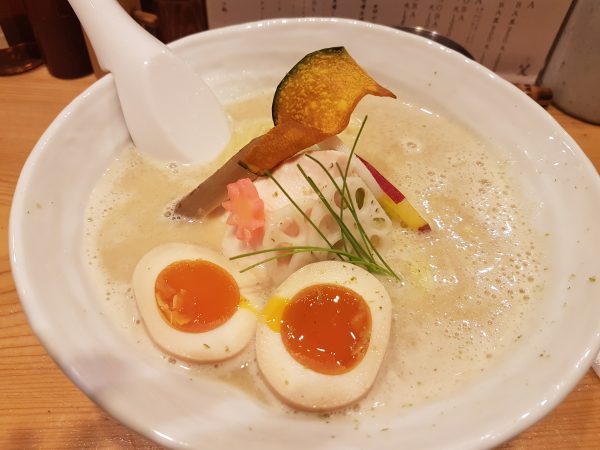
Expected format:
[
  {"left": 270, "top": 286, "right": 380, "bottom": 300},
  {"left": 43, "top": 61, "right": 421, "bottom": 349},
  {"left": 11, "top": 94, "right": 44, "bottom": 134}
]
[
  {"left": 256, "top": 260, "right": 392, "bottom": 411},
  {"left": 133, "top": 243, "right": 259, "bottom": 362}
]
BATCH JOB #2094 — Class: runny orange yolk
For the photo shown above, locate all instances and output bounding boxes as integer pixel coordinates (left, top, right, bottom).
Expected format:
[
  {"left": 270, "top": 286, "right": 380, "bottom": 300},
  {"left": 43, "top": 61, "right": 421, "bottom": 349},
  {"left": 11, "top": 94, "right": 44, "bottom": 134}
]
[
  {"left": 280, "top": 284, "right": 371, "bottom": 375},
  {"left": 154, "top": 259, "right": 239, "bottom": 332}
]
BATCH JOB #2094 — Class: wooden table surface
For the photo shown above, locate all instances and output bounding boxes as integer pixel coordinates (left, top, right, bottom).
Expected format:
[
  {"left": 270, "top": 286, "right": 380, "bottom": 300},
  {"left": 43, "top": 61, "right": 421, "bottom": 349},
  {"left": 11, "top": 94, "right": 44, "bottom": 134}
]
[{"left": 1, "top": 66, "right": 599, "bottom": 449}]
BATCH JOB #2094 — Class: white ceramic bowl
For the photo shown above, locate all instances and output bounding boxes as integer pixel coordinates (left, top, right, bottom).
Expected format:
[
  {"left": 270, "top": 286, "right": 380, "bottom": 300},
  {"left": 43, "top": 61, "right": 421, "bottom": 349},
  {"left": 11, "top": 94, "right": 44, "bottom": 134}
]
[{"left": 10, "top": 18, "right": 600, "bottom": 449}]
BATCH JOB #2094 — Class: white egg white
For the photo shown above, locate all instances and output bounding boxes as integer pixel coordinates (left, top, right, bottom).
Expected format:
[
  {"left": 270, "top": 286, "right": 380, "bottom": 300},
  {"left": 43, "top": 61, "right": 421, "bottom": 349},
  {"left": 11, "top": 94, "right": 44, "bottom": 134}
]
[
  {"left": 255, "top": 260, "right": 392, "bottom": 411},
  {"left": 133, "top": 242, "right": 259, "bottom": 362}
]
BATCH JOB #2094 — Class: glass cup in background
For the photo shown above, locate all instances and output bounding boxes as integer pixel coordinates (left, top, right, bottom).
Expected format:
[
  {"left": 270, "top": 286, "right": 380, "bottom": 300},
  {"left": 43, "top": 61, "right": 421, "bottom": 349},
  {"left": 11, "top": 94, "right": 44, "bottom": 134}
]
[{"left": 0, "top": 0, "right": 42, "bottom": 75}]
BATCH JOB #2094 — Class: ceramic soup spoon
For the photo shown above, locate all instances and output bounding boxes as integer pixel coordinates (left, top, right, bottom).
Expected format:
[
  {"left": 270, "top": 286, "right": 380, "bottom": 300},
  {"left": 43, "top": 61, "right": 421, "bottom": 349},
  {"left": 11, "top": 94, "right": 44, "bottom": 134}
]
[{"left": 69, "top": 0, "right": 231, "bottom": 164}]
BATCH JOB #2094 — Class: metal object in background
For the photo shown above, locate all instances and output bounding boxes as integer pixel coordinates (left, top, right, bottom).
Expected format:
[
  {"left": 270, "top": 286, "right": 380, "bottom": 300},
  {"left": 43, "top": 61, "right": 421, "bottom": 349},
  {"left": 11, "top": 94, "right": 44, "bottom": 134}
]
[
  {"left": 395, "top": 26, "right": 475, "bottom": 60},
  {"left": 397, "top": 25, "right": 553, "bottom": 108},
  {"left": 542, "top": 0, "right": 600, "bottom": 124}
]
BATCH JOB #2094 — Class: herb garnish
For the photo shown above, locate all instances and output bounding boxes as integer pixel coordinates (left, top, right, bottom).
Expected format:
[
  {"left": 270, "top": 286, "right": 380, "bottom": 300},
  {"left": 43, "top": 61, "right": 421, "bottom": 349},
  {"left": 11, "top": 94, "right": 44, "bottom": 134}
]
[{"left": 230, "top": 117, "right": 400, "bottom": 281}]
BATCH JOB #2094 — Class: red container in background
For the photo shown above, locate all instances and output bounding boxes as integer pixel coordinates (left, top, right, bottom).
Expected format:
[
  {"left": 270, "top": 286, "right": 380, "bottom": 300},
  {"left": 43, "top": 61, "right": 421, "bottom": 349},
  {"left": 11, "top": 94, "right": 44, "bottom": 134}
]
[
  {"left": 142, "top": 0, "right": 207, "bottom": 43},
  {"left": 25, "top": 0, "right": 92, "bottom": 79}
]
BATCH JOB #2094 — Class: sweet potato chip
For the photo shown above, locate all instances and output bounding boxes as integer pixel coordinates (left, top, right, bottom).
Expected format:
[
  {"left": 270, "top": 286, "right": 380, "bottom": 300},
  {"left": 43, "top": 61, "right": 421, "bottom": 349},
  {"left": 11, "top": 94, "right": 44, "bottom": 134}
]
[{"left": 240, "top": 119, "right": 327, "bottom": 175}]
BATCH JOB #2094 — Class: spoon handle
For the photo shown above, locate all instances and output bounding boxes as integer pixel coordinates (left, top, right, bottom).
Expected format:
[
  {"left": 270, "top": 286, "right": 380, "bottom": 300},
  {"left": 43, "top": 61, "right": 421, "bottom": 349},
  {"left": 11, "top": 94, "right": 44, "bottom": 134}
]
[
  {"left": 68, "top": 0, "right": 231, "bottom": 164},
  {"left": 69, "top": 0, "right": 163, "bottom": 73}
]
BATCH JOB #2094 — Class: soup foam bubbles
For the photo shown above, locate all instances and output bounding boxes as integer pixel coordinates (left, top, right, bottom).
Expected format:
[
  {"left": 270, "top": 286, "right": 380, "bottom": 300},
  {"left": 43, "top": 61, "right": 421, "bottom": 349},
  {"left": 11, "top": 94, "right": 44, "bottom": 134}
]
[{"left": 83, "top": 92, "right": 546, "bottom": 419}]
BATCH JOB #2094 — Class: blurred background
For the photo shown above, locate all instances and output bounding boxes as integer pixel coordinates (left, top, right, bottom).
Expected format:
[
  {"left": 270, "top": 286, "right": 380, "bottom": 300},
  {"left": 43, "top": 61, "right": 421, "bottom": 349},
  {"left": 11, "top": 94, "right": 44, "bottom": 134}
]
[{"left": 1, "top": 0, "right": 598, "bottom": 122}]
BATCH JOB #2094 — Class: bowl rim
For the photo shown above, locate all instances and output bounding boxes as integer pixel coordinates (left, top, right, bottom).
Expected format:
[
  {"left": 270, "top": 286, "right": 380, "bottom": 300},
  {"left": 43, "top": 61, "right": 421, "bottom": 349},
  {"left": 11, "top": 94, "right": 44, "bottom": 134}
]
[{"left": 9, "top": 17, "right": 600, "bottom": 449}]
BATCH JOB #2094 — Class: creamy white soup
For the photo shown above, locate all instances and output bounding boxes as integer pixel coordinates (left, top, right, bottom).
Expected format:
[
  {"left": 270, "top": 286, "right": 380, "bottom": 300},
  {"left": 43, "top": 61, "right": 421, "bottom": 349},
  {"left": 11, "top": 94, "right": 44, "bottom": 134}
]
[{"left": 83, "top": 91, "right": 545, "bottom": 418}]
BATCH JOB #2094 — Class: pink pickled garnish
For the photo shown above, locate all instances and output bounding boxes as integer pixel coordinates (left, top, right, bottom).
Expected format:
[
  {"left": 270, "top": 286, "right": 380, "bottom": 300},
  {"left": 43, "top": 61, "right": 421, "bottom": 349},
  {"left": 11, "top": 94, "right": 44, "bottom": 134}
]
[{"left": 222, "top": 178, "right": 265, "bottom": 247}]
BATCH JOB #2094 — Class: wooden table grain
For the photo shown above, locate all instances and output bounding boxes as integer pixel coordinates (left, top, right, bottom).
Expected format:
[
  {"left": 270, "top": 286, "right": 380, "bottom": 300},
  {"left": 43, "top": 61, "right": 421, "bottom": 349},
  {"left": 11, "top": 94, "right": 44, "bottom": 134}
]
[{"left": 1, "top": 66, "right": 599, "bottom": 449}]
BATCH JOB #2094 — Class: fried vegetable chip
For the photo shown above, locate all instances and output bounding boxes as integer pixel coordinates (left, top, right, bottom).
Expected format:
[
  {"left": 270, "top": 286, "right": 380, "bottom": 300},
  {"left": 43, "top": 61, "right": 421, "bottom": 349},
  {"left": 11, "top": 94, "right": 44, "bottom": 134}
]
[
  {"left": 272, "top": 47, "right": 396, "bottom": 134},
  {"left": 176, "top": 47, "right": 396, "bottom": 218},
  {"left": 239, "top": 119, "right": 327, "bottom": 175},
  {"left": 238, "top": 47, "right": 395, "bottom": 174}
]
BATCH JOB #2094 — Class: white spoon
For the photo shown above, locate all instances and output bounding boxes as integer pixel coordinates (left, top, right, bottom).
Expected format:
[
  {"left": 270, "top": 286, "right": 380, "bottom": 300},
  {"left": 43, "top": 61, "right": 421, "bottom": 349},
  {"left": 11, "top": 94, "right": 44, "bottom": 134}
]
[{"left": 69, "top": 0, "right": 230, "bottom": 164}]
